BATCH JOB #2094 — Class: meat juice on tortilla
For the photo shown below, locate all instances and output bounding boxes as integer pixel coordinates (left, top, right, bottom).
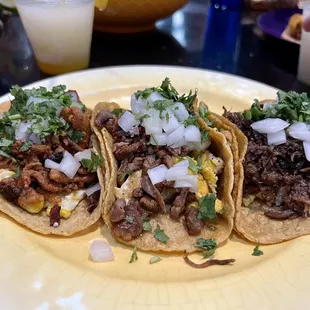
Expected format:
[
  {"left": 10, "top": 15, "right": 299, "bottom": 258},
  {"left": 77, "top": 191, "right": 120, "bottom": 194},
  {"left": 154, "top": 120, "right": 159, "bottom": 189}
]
[
  {"left": 93, "top": 78, "right": 235, "bottom": 253},
  {"left": 225, "top": 91, "right": 310, "bottom": 244},
  {"left": 0, "top": 85, "right": 108, "bottom": 236}
]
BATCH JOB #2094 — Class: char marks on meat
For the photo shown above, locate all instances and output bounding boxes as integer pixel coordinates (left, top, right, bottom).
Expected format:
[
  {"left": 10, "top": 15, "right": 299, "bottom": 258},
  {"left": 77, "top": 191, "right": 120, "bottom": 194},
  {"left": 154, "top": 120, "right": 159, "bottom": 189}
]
[
  {"left": 86, "top": 191, "right": 100, "bottom": 213},
  {"left": 50, "top": 204, "right": 61, "bottom": 227},
  {"left": 184, "top": 207, "right": 204, "bottom": 236},
  {"left": 0, "top": 177, "right": 22, "bottom": 201},
  {"left": 110, "top": 198, "right": 126, "bottom": 222},
  {"left": 18, "top": 188, "right": 44, "bottom": 210},
  {"left": 111, "top": 199, "right": 143, "bottom": 241},
  {"left": 140, "top": 195, "right": 160, "bottom": 213},
  {"left": 227, "top": 111, "right": 310, "bottom": 218},
  {"left": 132, "top": 187, "right": 144, "bottom": 198},
  {"left": 170, "top": 188, "right": 189, "bottom": 220}
]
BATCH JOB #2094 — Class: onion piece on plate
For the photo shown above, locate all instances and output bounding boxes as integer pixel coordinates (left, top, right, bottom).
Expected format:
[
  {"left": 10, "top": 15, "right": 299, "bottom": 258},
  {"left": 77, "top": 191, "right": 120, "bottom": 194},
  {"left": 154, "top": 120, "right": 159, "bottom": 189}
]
[
  {"left": 162, "top": 113, "right": 180, "bottom": 134},
  {"left": 59, "top": 151, "right": 81, "bottom": 179},
  {"left": 44, "top": 159, "right": 60, "bottom": 170},
  {"left": 173, "top": 102, "right": 189, "bottom": 122},
  {"left": 174, "top": 175, "right": 198, "bottom": 193},
  {"left": 150, "top": 133, "right": 168, "bottom": 146},
  {"left": 267, "top": 130, "right": 286, "bottom": 146},
  {"left": 148, "top": 164, "right": 168, "bottom": 185},
  {"left": 166, "top": 164, "right": 188, "bottom": 181},
  {"left": 86, "top": 183, "right": 101, "bottom": 196},
  {"left": 251, "top": 118, "right": 289, "bottom": 134},
  {"left": 143, "top": 109, "right": 162, "bottom": 135},
  {"left": 89, "top": 239, "right": 114, "bottom": 262},
  {"left": 288, "top": 122, "right": 308, "bottom": 133},
  {"left": 167, "top": 125, "right": 185, "bottom": 146},
  {"left": 147, "top": 91, "right": 164, "bottom": 103}
]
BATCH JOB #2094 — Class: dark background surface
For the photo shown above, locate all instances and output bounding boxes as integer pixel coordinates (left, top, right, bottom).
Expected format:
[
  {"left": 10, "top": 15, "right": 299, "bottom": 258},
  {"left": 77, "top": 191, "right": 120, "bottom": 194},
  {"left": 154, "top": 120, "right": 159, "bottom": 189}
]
[{"left": 0, "top": 0, "right": 309, "bottom": 96}]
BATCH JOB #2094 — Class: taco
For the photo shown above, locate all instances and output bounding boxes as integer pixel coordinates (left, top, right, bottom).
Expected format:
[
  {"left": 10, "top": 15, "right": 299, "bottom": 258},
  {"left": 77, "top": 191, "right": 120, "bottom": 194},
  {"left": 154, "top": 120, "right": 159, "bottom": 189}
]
[
  {"left": 0, "top": 85, "right": 108, "bottom": 236},
  {"left": 93, "top": 78, "right": 235, "bottom": 253},
  {"left": 225, "top": 91, "right": 310, "bottom": 244}
]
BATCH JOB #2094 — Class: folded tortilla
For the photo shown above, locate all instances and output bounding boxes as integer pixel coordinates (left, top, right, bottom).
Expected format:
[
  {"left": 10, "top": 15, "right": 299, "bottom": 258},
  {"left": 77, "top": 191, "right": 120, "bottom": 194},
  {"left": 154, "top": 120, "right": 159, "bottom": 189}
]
[{"left": 93, "top": 101, "right": 235, "bottom": 252}]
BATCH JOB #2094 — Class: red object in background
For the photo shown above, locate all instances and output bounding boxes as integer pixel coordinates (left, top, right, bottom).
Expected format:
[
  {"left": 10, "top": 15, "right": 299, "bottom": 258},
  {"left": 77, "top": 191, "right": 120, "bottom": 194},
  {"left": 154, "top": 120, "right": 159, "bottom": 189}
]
[{"left": 246, "top": 0, "right": 298, "bottom": 10}]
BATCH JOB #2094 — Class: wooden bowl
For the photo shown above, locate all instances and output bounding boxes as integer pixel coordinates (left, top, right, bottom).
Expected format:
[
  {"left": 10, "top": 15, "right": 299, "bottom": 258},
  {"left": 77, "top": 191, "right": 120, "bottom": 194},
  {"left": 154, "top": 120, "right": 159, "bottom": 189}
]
[{"left": 94, "top": 0, "right": 189, "bottom": 33}]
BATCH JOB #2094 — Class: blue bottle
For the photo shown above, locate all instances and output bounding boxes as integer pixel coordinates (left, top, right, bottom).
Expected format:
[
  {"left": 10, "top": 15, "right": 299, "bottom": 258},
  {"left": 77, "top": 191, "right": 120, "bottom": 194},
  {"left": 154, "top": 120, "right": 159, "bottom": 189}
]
[{"left": 210, "top": 0, "right": 242, "bottom": 9}]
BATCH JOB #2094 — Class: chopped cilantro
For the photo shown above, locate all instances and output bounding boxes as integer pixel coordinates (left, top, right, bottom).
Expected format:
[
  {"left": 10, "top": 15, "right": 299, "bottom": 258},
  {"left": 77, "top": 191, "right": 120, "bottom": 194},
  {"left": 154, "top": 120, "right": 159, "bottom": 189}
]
[
  {"left": 201, "top": 130, "right": 210, "bottom": 142},
  {"left": 143, "top": 220, "right": 152, "bottom": 232},
  {"left": 0, "top": 150, "right": 17, "bottom": 163},
  {"left": 134, "top": 87, "right": 157, "bottom": 99},
  {"left": 112, "top": 108, "right": 125, "bottom": 117},
  {"left": 81, "top": 152, "right": 105, "bottom": 173},
  {"left": 158, "top": 78, "right": 179, "bottom": 101},
  {"left": 153, "top": 224, "right": 169, "bottom": 243},
  {"left": 195, "top": 238, "right": 217, "bottom": 259},
  {"left": 197, "top": 153, "right": 203, "bottom": 169},
  {"left": 184, "top": 115, "right": 199, "bottom": 127},
  {"left": 252, "top": 245, "right": 263, "bottom": 256},
  {"left": 134, "top": 113, "right": 150, "bottom": 121},
  {"left": 207, "top": 224, "right": 217, "bottom": 231},
  {"left": 188, "top": 157, "right": 200, "bottom": 173},
  {"left": 129, "top": 243, "right": 138, "bottom": 263},
  {"left": 12, "top": 166, "right": 20, "bottom": 179},
  {"left": 152, "top": 99, "right": 174, "bottom": 117},
  {"left": 149, "top": 256, "right": 162, "bottom": 264},
  {"left": 178, "top": 89, "right": 198, "bottom": 109},
  {"left": 125, "top": 216, "right": 134, "bottom": 224},
  {"left": 197, "top": 194, "right": 217, "bottom": 220},
  {"left": 68, "top": 130, "right": 86, "bottom": 143},
  {"left": 0, "top": 138, "right": 13, "bottom": 153},
  {"left": 165, "top": 112, "right": 170, "bottom": 123},
  {"left": 20, "top": 141, "right": 33, "bottom": 152},
  {"left": 70, "top": 101, "right": 86, "bottom": 113},
  {"left": 8, "top": 114, "right": 21, "bottom": 121},
  {"left": 199, "top": 105, "right": 213, "bottom": 126},
  {"left": 244, "top": 91, "right": 310, "bottom": 124}
]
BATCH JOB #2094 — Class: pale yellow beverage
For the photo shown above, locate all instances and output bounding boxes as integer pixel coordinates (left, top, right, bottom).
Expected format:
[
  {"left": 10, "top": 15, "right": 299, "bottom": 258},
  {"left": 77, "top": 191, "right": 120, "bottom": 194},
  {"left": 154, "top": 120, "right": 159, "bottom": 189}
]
[{"left": 15, "top": 0, "right": 95, "bottom": 75}]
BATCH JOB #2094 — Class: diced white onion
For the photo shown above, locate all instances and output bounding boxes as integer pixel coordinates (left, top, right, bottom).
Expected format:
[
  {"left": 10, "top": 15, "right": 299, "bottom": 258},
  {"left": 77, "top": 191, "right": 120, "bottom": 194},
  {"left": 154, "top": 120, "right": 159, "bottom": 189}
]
[
  {"left": 147, "top": 164, "right": 168, "bottom": 185},
  {"left": 56, "top": 106, "right": 63, "bottom": 117},
  {"left": 303, "top": 141, "right": 310, "bottom": 161},
  {"left": 0, "top": 114, "right": 3, "bottom": 119},
  {"left": 288, "top": 122, "right": 308, "bottom": 133},
  {"left": 143, "top": 109, "right": 162, "bottom": 135},
  {"left": 74, "top": 149, "right": 92, "bottom": 161},
  {"left": 66, "top": 90, "right": 79, "bottom": 102},
  {"left": 89, "top": 239, "right": 114, "bottom": 262},
  {"left": 118, "top": 111, "right": 139, "bottom": 133},
  {"left": 263, "top": 101, "right": 277, "bottom": 111},
  {"left": 251, "top": 118, "right": 289, "bottom": 134},
  {"left": 44, "top": 159, "right": 61, "bottom": 170},
  {"left": 184, "top": 125, "right": 201, "bottom": 143},
  {"left": 174, "top": 160, "right": 189, "bottom": 169},
  {"left": 289, "top": 131, "right": 310, "bottom": 142},
  {"left": 59, "top": 151, "right": 81, "bottom": 179},
  {"left": 267, "top": 130, "right": 287, "bottom": 146},
  {"left": 166, "top": 165, "right": 188, "bottom": 181},
  {"left": 131, "top": 95, "right": 147, "bottom": 113},
  {"left": 162, "top": 113, "right": 180, "bottom": 134},
  {"left": 15, "top": 121, "right": 33, "bottom": 140},
  {"left": 173, "top": 102, "right": 189, "bottom": 122},
  {"left": 167, "top": 125, "right": 185, "bottom": 146},
  {"left": 150, "top": 133, "right": 167, "bottom": 146},
  {"left": 86, "top": 183, "right": 101, "bottom": 196},
  {"left": 29, "top": 133, "right": 41, "bottom": 144},
  {"left": 147, "top": 91, "right": 164, "bottom": 103},
  {"left": 174, "top": 175, "right": 198, "bottom": 193},
  {"left": 170, "top": 138, "right": 187, "bottom": 148},
  {"left": 26, "top": 96, "right": 46, "bottom": 107}
]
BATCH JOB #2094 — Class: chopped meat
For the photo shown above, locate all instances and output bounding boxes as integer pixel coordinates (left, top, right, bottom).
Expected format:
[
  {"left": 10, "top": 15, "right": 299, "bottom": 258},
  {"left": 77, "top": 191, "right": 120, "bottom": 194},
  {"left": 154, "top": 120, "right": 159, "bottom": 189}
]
[
  {"left": 185, "top": 207, "right": 204, "bottom": 236},
  {"left": 46, "top": 152, "right": 64, "bottom": 163},
  {"left": 37, "top": 189, "right": 61, "bottom": 203},
  {"left": 60, "top": 136, "right": 83, "bottom": 153},
  {"left": 110, "top": 198, "right": 126, "bottom": 222},
  {"left": 146, "top": 145, "right": 160, "bottom": 155},
  {"left": 127, "top": 157, "right": 144, "bottom": 172},
  {"left": 0, "top": 156, "right": 16, "bottom": 170},
  {"left": 86, "top": 191, "right": 100, "bottom": 213},
  {"left": 49, "top": 169, "right": 96, "bottom": 184},
  {"left": 77, "top": 167, "right": 89, "bottom": 175},
  {"left": 155, "top": 182, "right": 164, "bottom": 192},
  {"left": 111, "top": 199, "right": 143, "bottom": 241},
  {"left": 143, "top": 155, "right": 161, "bottom": 174},
  {"left": 162, "top": 155, "right": 174, "bottom": 168},
  {"left": 141, "top": 176, "right": 166, "bottom": 213},
  {"left": 140, "top": 195, "right": 160, "bottom": 213},
  {"left": 166, "top": 147, "right": 182, "bottom": 157},
  {"left": 0, "top": 177, "right": 22, "bottom": 202},
  {"left": 95, "top": 108, "right": 114, "bottom": 129},
  {"left": 117, "top": 157, "right": 130, "bottom": 186},
  {"left": 50, "top": 204, "right": 61, "bottom": 227},
  {"left": 156, "top": 149, "right": 169, "bottom": 158},
  {"left": 186, "top": 192, "right": 197, "bottom": 204},
  {"left": 17, "top": 188, "right": 44, "bottom": 210},
  {"left": 132, "top": 187, "right": 144, "bottom": 198},
  {"left": 181, "top": 146, "right": 190, "bottom": 157},
  {"left": 113, "top": 141, "right": 146, "bottom": 161},
  {"left": 161, "top": 187, "right": 180, "bottom": 204},
  {"left": 227, "top": 111, "right": 310, "bottom": 219},
  {"left": 11, "top": 141, "right": 51, "bottom": 159},
  {"left": 170, "top": 188, "right": 189, "bottom": 220},
  {"left": 62, "top": 183, "right": 80, "bottom": 193}
]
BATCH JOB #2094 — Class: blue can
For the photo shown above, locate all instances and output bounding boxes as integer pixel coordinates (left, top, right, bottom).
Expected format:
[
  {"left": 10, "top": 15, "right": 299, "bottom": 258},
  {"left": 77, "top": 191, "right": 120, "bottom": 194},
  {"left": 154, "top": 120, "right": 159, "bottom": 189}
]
[{"left": 210, "top": 0, "right": 242, "bottom": 9}]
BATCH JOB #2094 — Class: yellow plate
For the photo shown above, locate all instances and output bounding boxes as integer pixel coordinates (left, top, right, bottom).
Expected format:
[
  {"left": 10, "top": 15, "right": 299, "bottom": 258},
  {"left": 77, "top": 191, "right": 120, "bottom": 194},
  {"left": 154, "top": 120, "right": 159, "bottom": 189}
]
[{"left": 0, "top": 66, "right": 307, "bottom": 310}]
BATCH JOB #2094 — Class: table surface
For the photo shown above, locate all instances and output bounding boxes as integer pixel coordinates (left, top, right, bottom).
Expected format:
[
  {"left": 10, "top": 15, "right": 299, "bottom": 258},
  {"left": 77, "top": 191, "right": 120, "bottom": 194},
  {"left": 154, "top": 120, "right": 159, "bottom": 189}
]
[{"left": 0, "top": 0, "right": 309, "bottom": 97}]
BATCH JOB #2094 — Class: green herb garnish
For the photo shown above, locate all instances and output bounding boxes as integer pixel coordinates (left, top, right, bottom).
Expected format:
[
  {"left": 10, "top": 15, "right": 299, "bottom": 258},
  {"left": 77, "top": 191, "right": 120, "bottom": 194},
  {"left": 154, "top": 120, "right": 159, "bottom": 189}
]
[
  {"left": 12, "top": 166, "right": 21, "bottom": 179},
  {"left": 252, "top": 245, "right": 264, "bottom": 256},
  {"left": 149, "top": 256, "right": 162, "bottom": 264},
  {"left": 125, "top": 216, "right": 134, "bottom": 224},
  {"left": 129, "top": 243, "right": 138, "bottom": 263},
  {"left": 199, "top": 105, "right": 213, "bottom": 126},
  {"left": 20, "top": 141, "right": 33, "bottom": 152},
  {"left": 201, "top": 130, "right": 210, "bottom": 142},
  {"left": 184, "top": 115, "right": 199, "bottom": 127},
  {"left": 112, "top": 108, "right": 125, "bottom": 117},
  {"left": 197, "top": 194, "right": 217, "bottom": 220},
  {"left": 67, "top": 130, "right": 86, "bottom": 143},
  {"left": 81, "top": 152, "right": 105, "bottom": 173},
  {"left": 153, "top": 224, "right": 169, "bottom": 244},
  {"left": 143, "top": 220, "right": 152, "bottom": 232},
  {"left": 195, "top": 238, "right": 217, "bottom": 259}
]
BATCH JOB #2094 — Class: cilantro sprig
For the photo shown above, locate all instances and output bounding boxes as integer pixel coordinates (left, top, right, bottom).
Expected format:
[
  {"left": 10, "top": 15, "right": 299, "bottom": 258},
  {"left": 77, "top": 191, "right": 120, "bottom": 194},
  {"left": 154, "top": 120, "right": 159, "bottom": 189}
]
[
  {"left": 153, "top": 224, "right": 169, "bottom": 244},
  {"left": 81, "top": 152, "right": 105, "bottom": 173},
  {"left": 197, "top": 194, "right": 217, "bottom": 221},
  {"left": 195, "top": 238, "right": 218, "bottom": 259},
  {"left": 252, "top": 245, "right": 264, "bottom": 256},
  {"left": 244, "top": 91, "right": 310, "bottom": 123}
]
